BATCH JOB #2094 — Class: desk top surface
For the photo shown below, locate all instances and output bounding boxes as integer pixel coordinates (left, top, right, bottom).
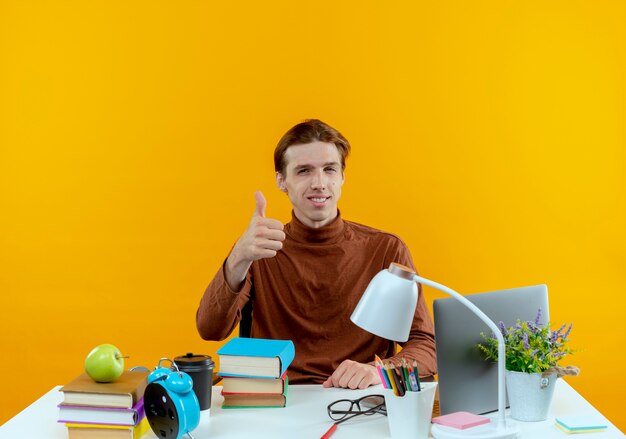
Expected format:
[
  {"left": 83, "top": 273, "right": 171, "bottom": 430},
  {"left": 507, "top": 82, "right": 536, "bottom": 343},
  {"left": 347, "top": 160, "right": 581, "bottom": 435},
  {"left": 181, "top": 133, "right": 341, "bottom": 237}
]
[{"left": 0, "top": 380, "right": 622, "bottom": 438}]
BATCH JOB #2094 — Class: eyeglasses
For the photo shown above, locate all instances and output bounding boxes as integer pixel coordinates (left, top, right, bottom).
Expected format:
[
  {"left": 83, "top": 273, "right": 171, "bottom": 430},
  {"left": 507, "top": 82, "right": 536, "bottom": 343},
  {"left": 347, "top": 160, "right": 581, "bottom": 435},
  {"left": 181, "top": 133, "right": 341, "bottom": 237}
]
[
  {"left": 327, "top": 394, "right": 387, "bottom": 421},
  {"left": 322, "top": 395, "right": 387, "bottom": 438}
]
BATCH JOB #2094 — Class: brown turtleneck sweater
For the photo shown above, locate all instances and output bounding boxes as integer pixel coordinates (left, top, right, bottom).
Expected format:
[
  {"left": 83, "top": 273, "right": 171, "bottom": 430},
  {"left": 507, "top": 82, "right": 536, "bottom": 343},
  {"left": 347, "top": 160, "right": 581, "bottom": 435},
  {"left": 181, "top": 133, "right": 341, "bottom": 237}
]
[{"left": 196, "top": 212, "right": 437, "bottom": 384}]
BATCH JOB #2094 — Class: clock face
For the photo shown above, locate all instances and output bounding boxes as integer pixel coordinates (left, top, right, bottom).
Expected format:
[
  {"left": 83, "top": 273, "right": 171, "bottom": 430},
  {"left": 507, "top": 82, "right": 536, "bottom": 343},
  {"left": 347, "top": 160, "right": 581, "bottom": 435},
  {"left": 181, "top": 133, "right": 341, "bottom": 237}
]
[{"left": 145, "top": 382, "right": 180, "bottom": 439}]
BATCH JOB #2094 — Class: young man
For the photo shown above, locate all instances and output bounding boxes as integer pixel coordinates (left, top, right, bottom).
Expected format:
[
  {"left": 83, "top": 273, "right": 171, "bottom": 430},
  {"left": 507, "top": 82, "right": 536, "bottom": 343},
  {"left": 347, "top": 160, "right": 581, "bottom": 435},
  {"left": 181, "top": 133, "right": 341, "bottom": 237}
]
[{"left": 196, "top": 119, "right": 436, "bottom": 389}]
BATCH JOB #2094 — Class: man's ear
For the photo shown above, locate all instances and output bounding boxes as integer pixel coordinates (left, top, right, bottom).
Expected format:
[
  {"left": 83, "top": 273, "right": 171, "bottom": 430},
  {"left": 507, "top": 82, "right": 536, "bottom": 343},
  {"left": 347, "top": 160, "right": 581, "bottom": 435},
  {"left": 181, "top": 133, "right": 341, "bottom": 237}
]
[{"left": 276, "top": 172, "right": 287, "bottom": 192}]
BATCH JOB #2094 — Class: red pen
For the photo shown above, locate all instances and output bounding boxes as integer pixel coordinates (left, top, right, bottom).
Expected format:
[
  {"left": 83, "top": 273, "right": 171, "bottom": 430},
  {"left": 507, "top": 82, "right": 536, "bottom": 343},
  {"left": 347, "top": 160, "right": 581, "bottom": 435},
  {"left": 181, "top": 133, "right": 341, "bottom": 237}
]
[{"left": 320, "top": 423, "right": 337, "bottom": 439}]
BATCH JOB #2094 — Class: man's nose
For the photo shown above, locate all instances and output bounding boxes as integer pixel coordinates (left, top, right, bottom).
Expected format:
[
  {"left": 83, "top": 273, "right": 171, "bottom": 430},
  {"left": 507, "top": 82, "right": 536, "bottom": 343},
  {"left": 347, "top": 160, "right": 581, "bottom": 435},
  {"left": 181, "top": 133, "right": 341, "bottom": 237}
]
[{"left": 310, "top": 170, "right": 327, "bottom": 189}]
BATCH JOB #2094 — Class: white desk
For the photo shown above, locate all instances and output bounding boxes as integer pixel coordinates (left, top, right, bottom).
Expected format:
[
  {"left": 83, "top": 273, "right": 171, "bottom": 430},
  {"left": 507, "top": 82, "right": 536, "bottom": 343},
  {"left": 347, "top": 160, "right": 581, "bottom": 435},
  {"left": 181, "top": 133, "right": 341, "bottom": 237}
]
[{"left": 0, "top": 380, "right": 622, "bottom": 438}]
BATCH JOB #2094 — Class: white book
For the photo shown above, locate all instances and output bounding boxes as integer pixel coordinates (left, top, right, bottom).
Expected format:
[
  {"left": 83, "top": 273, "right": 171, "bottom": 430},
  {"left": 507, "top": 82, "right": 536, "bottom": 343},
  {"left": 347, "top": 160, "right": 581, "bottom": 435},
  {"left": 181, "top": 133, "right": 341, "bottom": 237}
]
[{"left": 58, "top": 399, "right": 143, "bottom": 426}]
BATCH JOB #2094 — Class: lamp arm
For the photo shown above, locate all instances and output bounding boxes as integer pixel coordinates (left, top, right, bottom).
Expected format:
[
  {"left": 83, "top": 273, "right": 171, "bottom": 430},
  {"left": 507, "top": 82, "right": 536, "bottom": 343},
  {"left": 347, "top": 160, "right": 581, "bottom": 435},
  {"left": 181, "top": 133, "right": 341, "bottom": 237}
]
[{"left": 413, "top": 274, "right": 507, "bottom": 430}]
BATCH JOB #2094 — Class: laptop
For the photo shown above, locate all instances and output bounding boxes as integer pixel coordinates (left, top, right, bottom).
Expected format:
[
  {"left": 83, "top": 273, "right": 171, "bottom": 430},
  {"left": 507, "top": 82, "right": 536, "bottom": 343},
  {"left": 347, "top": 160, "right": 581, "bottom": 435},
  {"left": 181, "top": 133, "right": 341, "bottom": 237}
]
[{"left": 433, "top": 284, "right": 549, "bottom": 415}]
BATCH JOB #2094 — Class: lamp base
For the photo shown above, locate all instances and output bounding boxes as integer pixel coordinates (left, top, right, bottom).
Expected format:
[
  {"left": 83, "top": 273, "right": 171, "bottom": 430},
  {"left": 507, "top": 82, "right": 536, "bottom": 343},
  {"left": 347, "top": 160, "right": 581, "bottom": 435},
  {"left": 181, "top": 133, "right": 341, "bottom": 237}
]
[{"left": 431, "top": 420, "right": 520, "bottom": 439}]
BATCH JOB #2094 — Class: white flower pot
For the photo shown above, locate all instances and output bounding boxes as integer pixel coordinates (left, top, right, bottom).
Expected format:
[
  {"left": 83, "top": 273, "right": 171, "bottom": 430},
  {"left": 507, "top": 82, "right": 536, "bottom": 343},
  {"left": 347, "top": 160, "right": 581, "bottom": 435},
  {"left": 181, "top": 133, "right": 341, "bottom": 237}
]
[{"left": 505, "top": 370, "right": 557, "bottom": 421}]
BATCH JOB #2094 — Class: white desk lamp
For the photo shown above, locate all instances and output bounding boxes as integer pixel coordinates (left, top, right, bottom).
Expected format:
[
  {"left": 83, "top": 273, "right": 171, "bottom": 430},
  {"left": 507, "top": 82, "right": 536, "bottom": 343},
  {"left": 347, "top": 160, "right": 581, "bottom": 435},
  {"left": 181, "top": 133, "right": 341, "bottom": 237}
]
[{"left": 350, "top": 263, "right": 519, "bottom": 439}]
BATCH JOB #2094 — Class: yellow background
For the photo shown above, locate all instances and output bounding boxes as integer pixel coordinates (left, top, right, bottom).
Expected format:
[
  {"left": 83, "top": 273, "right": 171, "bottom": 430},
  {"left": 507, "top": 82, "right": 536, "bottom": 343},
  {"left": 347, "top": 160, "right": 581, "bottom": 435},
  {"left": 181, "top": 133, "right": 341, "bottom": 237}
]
[{"left": 1, "top": 0, "right": 624, "bottom": 431}]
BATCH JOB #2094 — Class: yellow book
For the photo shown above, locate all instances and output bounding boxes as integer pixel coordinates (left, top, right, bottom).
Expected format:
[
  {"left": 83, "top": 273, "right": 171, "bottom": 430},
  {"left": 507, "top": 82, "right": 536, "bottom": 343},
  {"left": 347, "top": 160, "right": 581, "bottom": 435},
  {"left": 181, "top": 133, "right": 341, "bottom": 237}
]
[{"left": 66, "top": 417, "right": 149, "bottom": 439}]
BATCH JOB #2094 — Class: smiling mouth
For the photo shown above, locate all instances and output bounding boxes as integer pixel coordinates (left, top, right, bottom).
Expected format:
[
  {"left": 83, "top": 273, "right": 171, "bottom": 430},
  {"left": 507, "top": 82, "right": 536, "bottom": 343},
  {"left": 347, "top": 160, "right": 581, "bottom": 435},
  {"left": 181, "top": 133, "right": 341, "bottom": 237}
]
[{"left": 308, "top": 196, "right": 330, "bottom": 203}]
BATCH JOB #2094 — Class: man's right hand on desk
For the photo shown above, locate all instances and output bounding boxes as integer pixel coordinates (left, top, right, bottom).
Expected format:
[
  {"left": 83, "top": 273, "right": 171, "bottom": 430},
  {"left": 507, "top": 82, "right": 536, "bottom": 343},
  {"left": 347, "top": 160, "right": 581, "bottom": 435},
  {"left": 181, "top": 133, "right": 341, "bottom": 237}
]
[
  {"left": 225, "top": 191, "right": 286, "bottom": 291},
  {"left": 322, "top": 360, "right": 380, "bottom": 390}
]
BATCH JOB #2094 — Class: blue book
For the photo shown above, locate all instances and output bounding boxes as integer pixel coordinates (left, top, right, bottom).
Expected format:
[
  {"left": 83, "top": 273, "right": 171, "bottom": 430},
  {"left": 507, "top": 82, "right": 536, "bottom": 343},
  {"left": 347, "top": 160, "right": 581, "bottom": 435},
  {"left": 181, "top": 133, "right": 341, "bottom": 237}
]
[{"left": 217, "top": 338, "right": 295, "bottom": 379}]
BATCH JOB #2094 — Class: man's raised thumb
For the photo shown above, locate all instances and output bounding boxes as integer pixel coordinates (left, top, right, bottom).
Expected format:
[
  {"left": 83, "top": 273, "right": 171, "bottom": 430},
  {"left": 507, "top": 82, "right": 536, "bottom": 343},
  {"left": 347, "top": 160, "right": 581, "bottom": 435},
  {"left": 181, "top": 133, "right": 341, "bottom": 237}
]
[{"left": 253, "top": 191, "right": 266, "bottom": 217}]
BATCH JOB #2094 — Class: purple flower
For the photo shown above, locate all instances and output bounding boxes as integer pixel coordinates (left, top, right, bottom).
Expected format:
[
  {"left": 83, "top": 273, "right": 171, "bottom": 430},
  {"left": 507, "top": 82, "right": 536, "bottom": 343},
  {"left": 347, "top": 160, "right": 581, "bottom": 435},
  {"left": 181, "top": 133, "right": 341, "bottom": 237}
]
[
  {"left": 523, "top": 332, "right": 530, "bottom": 350},
  {"left": 550, "top": 330, "right": 558, "bottom": 343},
  {"left": 530, "top": 349, "right": 538, "bottom": 357},
  {"left": 551, "top": 352, "right": 567, "bottom": 358},
  {"left": 563, "top": 323, "right": 573, "bottom": 339},
  {"left": 498, "top": 321, "right": 508, "bottom": 336},
  {"left": 555, "top": 323, "right": 566, "bottom": 336}
]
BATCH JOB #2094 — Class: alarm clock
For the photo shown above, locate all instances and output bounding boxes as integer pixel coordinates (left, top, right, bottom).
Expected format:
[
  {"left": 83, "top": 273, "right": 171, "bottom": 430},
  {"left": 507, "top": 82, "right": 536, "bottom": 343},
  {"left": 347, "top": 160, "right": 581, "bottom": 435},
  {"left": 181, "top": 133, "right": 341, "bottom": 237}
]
[{"left": 144, "top": 358, "right": 200, "bottom": 439}]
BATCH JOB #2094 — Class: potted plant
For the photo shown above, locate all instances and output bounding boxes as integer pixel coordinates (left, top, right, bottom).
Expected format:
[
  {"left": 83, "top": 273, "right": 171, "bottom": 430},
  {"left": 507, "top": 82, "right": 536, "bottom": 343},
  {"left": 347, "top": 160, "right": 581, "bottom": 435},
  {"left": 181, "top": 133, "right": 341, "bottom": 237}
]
[{"left": 478, "top": 308, "right": 579, "bottom": 421}]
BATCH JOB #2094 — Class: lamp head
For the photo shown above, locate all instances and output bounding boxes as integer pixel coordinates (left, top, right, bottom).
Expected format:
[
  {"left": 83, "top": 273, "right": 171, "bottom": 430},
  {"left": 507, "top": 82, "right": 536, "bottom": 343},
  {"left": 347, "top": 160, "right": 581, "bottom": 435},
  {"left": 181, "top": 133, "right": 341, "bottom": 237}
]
[{"left": 350, "top": 263, "right": 418, "bottom": 342}]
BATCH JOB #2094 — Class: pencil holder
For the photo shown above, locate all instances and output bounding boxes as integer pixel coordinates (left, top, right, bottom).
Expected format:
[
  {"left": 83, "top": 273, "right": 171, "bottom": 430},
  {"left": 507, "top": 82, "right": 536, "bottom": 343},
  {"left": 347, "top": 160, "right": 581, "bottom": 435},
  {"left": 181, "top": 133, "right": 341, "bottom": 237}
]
[{"left": 383, "top": 382, "right": 437, "bottom": 439}]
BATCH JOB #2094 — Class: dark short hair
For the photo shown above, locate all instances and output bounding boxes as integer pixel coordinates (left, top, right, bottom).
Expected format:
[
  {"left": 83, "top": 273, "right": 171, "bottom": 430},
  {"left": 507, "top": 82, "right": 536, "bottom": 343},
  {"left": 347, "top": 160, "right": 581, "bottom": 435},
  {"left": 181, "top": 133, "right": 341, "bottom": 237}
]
[{"left": 274, "top": 119, "right": 351, "bottom": 175}]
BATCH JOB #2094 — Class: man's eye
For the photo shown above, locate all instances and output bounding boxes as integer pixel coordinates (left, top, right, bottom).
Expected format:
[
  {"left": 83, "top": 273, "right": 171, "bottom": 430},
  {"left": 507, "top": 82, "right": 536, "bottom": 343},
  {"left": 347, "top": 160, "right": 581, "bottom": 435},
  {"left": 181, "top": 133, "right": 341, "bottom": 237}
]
[
  {"left": 325, "top": 168, "right": 337, "bottom": 173},
  {"left": 298, "top": 169, "right": 309, "bottom": 174}
]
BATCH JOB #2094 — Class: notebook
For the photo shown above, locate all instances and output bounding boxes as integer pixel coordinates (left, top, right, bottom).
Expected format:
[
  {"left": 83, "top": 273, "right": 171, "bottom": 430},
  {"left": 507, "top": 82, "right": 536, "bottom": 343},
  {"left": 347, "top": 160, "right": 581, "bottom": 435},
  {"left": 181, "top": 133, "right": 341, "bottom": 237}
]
[{"left": 433, "top": 284, "right": 549, "bottom": 415}]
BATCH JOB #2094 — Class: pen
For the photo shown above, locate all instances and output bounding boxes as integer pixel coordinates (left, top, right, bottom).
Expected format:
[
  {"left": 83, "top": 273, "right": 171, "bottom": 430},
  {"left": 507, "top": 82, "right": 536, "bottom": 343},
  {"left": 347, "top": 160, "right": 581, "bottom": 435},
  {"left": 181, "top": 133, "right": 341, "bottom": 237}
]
[
  {"left": 408, "top": 366, "right": 419, "bottom": 392},
  {"left": 320, "top": 423, "right": 337, "bottom": 439},
  {"left": 412, "top": 360, "right": 422, "bottom": 391}
]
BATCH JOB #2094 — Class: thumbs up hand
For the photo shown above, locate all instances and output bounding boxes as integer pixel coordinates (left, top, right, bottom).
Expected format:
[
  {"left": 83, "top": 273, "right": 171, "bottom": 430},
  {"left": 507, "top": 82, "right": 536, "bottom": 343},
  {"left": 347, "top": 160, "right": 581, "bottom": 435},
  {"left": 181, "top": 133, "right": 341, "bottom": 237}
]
[
  {"left": 244, "top": 191, "right": 285, "bottom": 259},
  {"left": 253, "top": 190, "right": 267, "bottom": 218},
  {"left": 224, "top": 191, "right": 286, "bottom": 290}
]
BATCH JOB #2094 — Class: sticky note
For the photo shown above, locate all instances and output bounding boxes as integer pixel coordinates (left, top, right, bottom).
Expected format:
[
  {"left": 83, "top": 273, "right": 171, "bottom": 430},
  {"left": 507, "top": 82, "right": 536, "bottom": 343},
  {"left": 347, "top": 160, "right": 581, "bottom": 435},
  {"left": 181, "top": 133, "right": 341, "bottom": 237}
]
[
  {"left": 432, "top": 411, "right": 491, "bottom": 429},
  {"left": 556, "top": 415, "right": 608, "bottom": 431},
  {"left": 555, "top": 422, "right": 607, "bottom": 434}
]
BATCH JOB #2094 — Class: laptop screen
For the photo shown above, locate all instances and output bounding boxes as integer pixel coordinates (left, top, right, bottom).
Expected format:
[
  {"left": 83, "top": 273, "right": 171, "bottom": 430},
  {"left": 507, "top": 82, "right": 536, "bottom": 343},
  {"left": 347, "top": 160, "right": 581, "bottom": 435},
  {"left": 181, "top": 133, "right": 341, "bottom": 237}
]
[{"left": 433, "top": 284, "right": 549, "bottom": 415}]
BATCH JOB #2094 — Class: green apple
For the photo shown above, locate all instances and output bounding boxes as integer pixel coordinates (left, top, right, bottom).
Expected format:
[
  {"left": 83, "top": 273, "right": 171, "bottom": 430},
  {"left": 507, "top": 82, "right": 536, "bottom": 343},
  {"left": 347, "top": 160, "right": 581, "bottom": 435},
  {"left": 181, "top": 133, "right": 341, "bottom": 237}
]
[{"left": 84, "top": 344, "right": 126, "bottom": 382}]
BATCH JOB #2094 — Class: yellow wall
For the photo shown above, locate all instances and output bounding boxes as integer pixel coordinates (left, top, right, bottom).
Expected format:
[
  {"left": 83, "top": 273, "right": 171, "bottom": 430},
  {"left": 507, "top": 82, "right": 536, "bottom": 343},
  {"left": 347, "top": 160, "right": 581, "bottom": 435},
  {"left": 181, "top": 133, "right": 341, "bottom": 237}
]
[{"left": 1, "top": 0, "right": 624, "bottom": 430}]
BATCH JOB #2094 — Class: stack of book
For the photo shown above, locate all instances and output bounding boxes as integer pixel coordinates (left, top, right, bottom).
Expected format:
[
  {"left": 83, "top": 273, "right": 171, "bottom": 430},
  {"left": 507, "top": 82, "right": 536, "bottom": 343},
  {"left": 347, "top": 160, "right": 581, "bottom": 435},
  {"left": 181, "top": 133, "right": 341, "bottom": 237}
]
[
  {"left": 217, "top": 337, "right": 295, "bottom": 408},
  {"left": 58, "top": 370, "right": 150, "bottom": 439}
]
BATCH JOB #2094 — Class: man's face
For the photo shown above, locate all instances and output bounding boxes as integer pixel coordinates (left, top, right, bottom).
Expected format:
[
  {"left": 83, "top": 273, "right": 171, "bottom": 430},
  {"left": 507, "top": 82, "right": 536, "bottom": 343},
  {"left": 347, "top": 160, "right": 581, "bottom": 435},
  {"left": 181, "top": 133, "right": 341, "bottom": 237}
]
[{"left": 276, "top": 141, "right": 345, "bottom": 229}]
